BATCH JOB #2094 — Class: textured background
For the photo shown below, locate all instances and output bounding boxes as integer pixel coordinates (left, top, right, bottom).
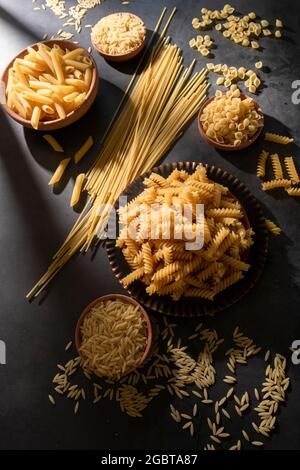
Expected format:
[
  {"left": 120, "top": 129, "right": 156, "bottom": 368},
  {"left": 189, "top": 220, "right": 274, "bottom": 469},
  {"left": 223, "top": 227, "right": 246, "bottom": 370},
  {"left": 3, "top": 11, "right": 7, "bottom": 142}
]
[{"left": 0, "top": 0, "right": 299, "bottom": 450}]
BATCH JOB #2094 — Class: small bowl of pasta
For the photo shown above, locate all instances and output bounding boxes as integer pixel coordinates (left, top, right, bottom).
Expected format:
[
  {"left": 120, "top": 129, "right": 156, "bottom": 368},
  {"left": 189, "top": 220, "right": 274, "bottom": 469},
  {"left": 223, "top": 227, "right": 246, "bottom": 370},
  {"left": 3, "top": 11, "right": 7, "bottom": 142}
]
[
  {"left": 91, "top": 12, "right": 146, "bottom": 62},
  {"left": 0, "top": 40, "right": 99, "bottom": 130},
  {"left": 198, "top": 88, "right": 264, "bottom": 151},
  {"left": 75, "top": 294, "right": 152, "bottom": 379}
]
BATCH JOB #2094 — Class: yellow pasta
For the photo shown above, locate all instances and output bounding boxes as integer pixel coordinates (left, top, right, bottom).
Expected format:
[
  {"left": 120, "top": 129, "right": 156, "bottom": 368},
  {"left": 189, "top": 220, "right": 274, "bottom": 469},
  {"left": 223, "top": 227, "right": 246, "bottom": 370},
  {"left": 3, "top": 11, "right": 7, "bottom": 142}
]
[
  {"left": 117, "top": 165, "right": 254, "bottom": 301},
  {"left": 262, "top": 179, "right": 291, "bottom": 191},
  {"left": 43, "top": 134, "right": 64, "bottom": 152},
  {"left": 270, "top": 153, "right": 283, "bottom": 180},
  {"left": 285, "top": 187, "right": 300, "bottom": 197},
  {"left": 284, "top": 156, "right": 300, "bottom": 183},
  {"left": 74, "top": 136, "right": 94, "bottom": 164},
  {"left": 265, "top": 132, "right": 294, "bottom": 145},
  {"left": 265, "top": 218, "right": 281, "bottom": 236},
  {"left": 5, "top": 42, "right": 94, "bottom": 128},
  {"left": 48, "top": 158, "right": 71, "bottom": 185},
  {"left": 256, "top": 150, "right": 269, "bottom": 178},
  {"left": 70, "top": 173, "right": 86, "bottom": 207}
]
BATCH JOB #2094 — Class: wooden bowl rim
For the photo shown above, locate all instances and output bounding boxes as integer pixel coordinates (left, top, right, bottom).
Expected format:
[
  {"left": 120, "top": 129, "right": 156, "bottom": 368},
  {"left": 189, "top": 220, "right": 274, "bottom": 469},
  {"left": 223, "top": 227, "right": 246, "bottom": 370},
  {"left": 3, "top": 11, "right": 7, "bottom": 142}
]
[
  {"left": 0, "top": 39, "right": 99, "bottom": 129},
  {"left": 91, "top": 12, "right": 146, "bottom": 61},
  {"left": 75, "top": 293, "right": 152, "bottom": 379},
  {"left": 198, "top": 92, "right": 264, "bottom": 151}
]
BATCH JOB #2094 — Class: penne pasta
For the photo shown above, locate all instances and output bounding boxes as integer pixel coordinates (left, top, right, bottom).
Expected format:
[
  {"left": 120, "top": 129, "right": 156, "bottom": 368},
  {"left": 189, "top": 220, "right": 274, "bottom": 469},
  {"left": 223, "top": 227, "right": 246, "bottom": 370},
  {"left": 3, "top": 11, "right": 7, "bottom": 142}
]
[
  {"left": 74, "top": 136, "right": 93, "bottom": 164},
  {"left": 64, "top": 59, "right": 90, "bottom": 71},
  {"left": 63, "top": 48, "right": 85, "bottom": 60},
  {"left": 43, "top": 134, "right": 64, "bottom": 152},
  {"left": 31, "top": 105, "right": 41, "bottom": 129},
  {"left": 70, "top": 173, "right": 86, "bottom": 207},
  {"left": 50, "top": 49, "right": 65, "bottom": 84},
  {"left": 48, "top": 158, "right": 71, "bottom": 185}
]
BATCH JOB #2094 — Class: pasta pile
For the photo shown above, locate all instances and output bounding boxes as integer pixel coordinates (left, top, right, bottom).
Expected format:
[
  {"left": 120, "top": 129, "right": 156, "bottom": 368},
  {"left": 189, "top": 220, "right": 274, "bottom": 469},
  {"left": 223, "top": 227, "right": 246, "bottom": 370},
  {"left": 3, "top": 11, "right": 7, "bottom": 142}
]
[
  {"left": 200, "top": 88, "right": 263, "bottom": 146},
  {"left": 206, "top": 63, "right": 261, "bottom": 94},
  {"left": 91, "top": 13, "right": 146, "bottom": 55},
  {"left": 189, "top": 34, "right": 214, "bottom": 57},
  {"left": 27, "top": 8, "right": 210, "bottom": 299},
  {"left": 117, "top": 165, "right": 254, "bottom": 301},
  {"left": 191, "top": 4, "right": 283, "bottom": 47},
  {"left": 5, "top": 43, "right": 94, "bottom": 129}
]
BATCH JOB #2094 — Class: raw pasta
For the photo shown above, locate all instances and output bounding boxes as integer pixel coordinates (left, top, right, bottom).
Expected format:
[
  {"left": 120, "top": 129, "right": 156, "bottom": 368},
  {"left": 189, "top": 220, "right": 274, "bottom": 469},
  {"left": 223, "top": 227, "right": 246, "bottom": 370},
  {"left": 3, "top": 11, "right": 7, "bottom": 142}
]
[
  {"left": 200, "top": 88, "right": 263, "bottom": 146},
  {"left": 285, "top": 187, "right": 300, "bottom": 197},
  {"left": 74, "top": 136, "right": 93, "bottom": 163},
  {"left": 48, "top": 158, "right": 71, "bottom": 185},
  {"left": 270, "top": 153, "right": 283, "bottom": 180},
  {"left": 70, "top": 173, "right": 86, "bottom": 207},
  {"left": 43, "top": 134, "right": 64, "bottom": 152},
  {"left": 264, "top": 133, "right": 294, "bottom": 145},
  {"left": 265, "top": 218, "right": 281, "bottom": 236},
  {"left": 262, "top": 179, "right": 291, "bottom": 191},
  {"left": 256, "top": 150, "right": 269, "bottom": 178},
  {"left": 284, "top": 157, "right": 300, "bottom": 183},
  {"left": 117, "top": 164, "right": 254, "bottom": 301}
]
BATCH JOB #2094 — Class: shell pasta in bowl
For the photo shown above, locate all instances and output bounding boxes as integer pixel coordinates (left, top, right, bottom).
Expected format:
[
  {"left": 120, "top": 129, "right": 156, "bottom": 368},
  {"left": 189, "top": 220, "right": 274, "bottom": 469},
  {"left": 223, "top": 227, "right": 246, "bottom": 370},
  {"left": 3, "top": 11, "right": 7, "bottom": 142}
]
[
  {"left": 106, "top": 162, "right": 269, "bottom": 317},
  {"left": 0, "top": 40, "right": 99, "bottom": 130}
]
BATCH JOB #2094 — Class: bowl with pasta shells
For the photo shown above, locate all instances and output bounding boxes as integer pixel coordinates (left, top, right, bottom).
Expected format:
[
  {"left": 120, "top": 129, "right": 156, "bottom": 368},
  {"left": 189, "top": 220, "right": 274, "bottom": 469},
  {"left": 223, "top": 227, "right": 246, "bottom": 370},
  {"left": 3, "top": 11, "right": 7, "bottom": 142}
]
[
  {"left": 106, "top": 162, "right": 269, "bottom": 317},
  {"left": 198, "top": 89, "right": 264, "bottom": 151},
  {"left": 0, "top": 40, "right": 99, "bottom": 130}
]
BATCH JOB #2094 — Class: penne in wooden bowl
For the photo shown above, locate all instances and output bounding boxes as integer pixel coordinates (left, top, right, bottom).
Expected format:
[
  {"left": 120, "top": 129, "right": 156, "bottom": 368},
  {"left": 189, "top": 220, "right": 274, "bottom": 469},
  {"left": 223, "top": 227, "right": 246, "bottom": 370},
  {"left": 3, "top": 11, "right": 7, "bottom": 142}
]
[{"left": 0, "top": 40, "right": 99, "bottom": 131}]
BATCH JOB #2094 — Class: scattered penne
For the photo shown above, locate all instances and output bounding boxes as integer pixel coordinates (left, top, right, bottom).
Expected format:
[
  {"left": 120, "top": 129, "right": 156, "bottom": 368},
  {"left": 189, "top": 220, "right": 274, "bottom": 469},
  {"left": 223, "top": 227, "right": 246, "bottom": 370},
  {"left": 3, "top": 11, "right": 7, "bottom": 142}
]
[
  {"left": 48, "top": 158, "right": 71, "bottom": 185},
  {"left": 43, "top": 134, "right": 64, "bottom": 152},
  {"left": 74, "top": 136, "right": 93, "bottom": 164},
  {"left": 70, "top": 173, "right": 86, "bottom": 207}
]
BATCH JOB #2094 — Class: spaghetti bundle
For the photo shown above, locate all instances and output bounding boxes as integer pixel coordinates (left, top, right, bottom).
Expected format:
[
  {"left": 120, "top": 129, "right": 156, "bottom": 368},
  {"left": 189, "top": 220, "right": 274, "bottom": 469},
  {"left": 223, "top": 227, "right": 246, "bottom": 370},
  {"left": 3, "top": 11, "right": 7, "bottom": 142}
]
[{"left": 28, "top": 10, "right": 209, "bottom": 299}]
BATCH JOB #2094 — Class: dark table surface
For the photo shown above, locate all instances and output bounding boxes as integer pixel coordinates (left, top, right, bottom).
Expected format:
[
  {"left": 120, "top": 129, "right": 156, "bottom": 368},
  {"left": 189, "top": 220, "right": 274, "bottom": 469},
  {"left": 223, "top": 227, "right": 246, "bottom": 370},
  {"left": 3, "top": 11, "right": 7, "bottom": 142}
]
[{"left": 0, "top": 0, "right": 300, "bottom": 451}]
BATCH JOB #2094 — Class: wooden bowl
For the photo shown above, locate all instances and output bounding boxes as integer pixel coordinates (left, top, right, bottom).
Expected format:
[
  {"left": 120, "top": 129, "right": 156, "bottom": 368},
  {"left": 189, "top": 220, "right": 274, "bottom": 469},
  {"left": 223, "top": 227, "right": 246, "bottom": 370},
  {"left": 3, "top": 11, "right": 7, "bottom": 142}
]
[
  {"left": 0, "top": 40, "right": 99, "bottom": 131},
  {"left": 198, "top": 93, "right": 264, "bottom": 151},
  {"left": 91, "top": 13, "right": 146, "bottom": 62},
  {"left": 75, "top": 294, "right": 152, "bottom": 379}
]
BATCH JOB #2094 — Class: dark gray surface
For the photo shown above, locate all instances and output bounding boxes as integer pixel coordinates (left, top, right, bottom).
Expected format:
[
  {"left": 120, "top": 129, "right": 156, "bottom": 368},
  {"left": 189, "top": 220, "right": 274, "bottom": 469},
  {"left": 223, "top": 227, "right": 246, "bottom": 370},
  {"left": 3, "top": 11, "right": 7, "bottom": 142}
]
[{"left": 0, "top": 0, "right": 300, "bottom": 450}]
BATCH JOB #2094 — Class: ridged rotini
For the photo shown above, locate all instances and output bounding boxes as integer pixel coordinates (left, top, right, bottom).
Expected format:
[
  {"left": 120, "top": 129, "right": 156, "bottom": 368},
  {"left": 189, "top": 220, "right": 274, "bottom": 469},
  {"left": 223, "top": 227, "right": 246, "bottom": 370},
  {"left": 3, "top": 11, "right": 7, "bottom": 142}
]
[
  {"left": 265, "top": 218, "right": 281, "bottom": 235},
  {"left": 142, "top": 242, "right": 153, "bottom": 274},
  {"left": 285, "top": 187, "right": 300, "bottom": 196},
  {"left": 270, "top": 153, "right": 283, "bottom": 180},
  {"left": 122, "top": 267, "right": 144, "bottom": 287},
  {"left": 196, "top": 262, "right": 222, "bottom": 282},
  {"left": 155, "top": 280, "right": 186, "bottom": 296},
  {"left": 265, "top": 132, "right": 294, "bottom": 144},
  {"left": 284, "top": 156, "right": 300, "bottom": 183},
  {"left": 256, "top": 150, "right": 269, "bottom": 178},
  {"left": 177, "top": 256, "right": 203, "bottom": 279},
  {"left": 207, "top": 208, "right": 242, "bottom": 218},
  {"left": 151, "top": 261, "right": 180, "bottom": 283},
  {"left": 213, "top": 271, "right": 243, "bottom": 295},
  {"left": 262, "top": 179, "right": 291, "bottom": 191},
  {"left": 148, "top": 172, "right": 169, "bottom": 188},
  {"left": 185, "top": 287, "right": 215, "bottom": 300},
  {"left": 204, "top": 227, "right": 230, "bottom": 259},
  {"left": 163, "top": 246, "right": 173, "bottom": 265},
  {"left": 221, "top": 254, "right": 251, "bottom": 271},
  {"left": 216, "top": 233, "right": 239, "bottom": 258}
]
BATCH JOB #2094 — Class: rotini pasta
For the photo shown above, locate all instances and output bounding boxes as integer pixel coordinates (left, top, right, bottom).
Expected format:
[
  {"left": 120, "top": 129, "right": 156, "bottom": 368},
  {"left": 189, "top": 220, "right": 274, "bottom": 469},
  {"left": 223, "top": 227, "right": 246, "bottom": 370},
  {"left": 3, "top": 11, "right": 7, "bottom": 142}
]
[
  {"left": 270, "top": 153, "right": 283, "bottom": 180},
  {"left": 117, "top": 165, "right": 254, "bottom": 300},
  {"left": 284, "top": 156, "right": 300, "bottom": 183},
  {"left": 262, "top": 179, "right": 291, "bottom": 191},
  {"left": 256, "top": 150, "right": 269, "bottom": 178},
  {"left": 285, "top": 187, "right": 300, "bottom": 197},
  {"left": 265, "top": 218, "right": 281, "bottom": 236},
  {"left": 264, "top": 132, "right": 294, "bottom": 145}
]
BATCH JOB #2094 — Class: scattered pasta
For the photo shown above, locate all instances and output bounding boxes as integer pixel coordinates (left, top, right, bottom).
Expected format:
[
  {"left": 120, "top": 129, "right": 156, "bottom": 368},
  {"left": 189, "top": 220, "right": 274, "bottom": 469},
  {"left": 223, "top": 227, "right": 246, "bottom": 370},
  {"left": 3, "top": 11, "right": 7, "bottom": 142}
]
[
  {"left": 265, "top": 218, "right": 281, "bottom": 236},
  {"left": 262, "top": 179, "right": 291, "bottom": 191},
  {"left": 284, "top": 157, "right": 300, "bottom": 183},
  {"left": 256, "top": 150, "right": 269, "bottom": 178},
  {"left": 74, "top": 136, "right": 93, "bottom": 164},
  {"left": 48, "top": 158, "right": 71, "bottom": 185},
  {"left": 265, "top": 133, "right": 294, "bottom": 145},
  {"left": 91, "top": 13, "right": 146, "bottom": 55},
  {"left": 43, "top": 134, "right": 64, "bottom": 153},
  {"left": 70, "top": 173, "right": 86, "bottom": 207},
  {"left": 117, "top": 164, "right": 254, "bottom": 301},
  {"left": 5, "top": 43, "right": 94, "bottom": 129},
  {"left": 285, "top": 187, "right": 300, "bottom": 197},
  {"left": 270, "top": 153, "right": 283, "bottom": 180},
  {"left": 200, "top": 88, "right": 263, "bottom": 146},
  {"left": 206, "top": 62, "right": 261, "bottom": 94}
]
